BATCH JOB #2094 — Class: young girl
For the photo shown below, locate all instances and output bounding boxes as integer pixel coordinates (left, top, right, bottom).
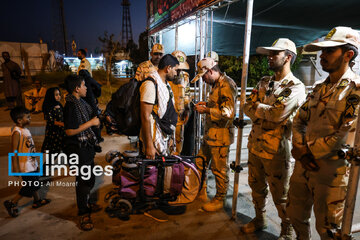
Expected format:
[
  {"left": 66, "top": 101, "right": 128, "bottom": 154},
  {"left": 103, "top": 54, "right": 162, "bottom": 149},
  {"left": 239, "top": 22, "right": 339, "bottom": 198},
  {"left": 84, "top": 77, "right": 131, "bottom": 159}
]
[{"left": 41, "top": 87, "right": 65, "bottom": 154}]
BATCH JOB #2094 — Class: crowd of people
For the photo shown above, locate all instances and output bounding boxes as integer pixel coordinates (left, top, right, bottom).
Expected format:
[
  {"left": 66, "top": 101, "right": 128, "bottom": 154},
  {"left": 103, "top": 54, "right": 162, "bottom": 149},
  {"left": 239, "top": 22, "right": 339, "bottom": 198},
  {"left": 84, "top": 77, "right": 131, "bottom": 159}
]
[{"left": 2, "top": 25, "right": 360, "bottom": 239}]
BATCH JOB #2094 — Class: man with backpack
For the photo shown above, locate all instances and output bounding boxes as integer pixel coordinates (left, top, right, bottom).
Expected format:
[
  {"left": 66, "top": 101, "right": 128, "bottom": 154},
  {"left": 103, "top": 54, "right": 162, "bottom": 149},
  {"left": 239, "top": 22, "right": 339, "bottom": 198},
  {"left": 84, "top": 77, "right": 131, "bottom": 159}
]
[{"left": 140, "top": 54, "right": 179, "bottom": 159}]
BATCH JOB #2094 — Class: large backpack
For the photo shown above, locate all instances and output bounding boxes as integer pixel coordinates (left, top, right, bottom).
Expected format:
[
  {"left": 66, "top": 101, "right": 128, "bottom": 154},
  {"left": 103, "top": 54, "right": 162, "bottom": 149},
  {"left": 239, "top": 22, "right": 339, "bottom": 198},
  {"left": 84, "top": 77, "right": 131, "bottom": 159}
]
[{"left": 104, "top": 78, "right": 156, "bottom": 136}]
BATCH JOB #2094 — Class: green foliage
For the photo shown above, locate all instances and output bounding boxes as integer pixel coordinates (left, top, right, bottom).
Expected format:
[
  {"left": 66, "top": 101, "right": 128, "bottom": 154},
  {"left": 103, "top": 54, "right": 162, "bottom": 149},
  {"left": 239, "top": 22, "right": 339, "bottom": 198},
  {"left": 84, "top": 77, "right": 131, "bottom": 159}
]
[
  {"left": 218, "top": 50, "right": 303, "bottom": 87},
  {"left": 98, "top": 31, "right": 123, "bottom": 76}
]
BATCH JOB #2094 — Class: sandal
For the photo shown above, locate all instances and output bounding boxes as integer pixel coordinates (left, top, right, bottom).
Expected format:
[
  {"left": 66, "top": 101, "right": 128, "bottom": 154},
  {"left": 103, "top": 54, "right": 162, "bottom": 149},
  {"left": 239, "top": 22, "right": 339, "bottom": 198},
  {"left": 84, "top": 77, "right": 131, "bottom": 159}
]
[
  {"left": 32, "top": 198, "right": 51, "bottom": 209},
  {"left": 3, "top": 200, "right": 19, "bottom": 217},
  {"left": 80, "top": 214, "right": 94, "bottom": 231}
]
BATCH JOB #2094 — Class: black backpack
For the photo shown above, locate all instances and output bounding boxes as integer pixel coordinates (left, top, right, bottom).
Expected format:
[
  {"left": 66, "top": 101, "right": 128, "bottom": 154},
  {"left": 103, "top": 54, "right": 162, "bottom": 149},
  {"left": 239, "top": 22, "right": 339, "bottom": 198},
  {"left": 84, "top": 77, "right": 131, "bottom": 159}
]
[{"left": 104, "top": 78, "right": 157, "bottom": 136}]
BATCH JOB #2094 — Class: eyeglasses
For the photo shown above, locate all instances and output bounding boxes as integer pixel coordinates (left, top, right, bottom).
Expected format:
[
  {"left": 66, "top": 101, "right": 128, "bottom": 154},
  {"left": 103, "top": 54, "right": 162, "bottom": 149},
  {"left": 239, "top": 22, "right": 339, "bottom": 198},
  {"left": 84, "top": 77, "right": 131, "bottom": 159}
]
[{"left": 153, "top": 52, "right": 163, "bottom": 56}]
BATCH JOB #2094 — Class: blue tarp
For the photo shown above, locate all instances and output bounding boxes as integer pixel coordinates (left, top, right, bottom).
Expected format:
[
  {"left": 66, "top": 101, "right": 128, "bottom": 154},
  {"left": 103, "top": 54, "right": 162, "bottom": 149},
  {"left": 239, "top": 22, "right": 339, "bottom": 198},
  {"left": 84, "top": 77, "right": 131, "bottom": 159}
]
[{"left": 212, "top": 0, "right": 360, "bottom": 55}]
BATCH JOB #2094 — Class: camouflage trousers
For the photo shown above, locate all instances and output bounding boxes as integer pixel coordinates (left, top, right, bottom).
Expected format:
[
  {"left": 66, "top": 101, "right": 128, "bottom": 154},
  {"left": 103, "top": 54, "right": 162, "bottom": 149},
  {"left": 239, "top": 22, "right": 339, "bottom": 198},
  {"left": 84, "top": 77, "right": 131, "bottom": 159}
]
[
  {"left": 175, "top": 124, "right": 185, "bottom": 155},
  {"left": 287, "top": 159, "right": 349, "bottom": 240},
  {"left": 196, "top": 143, "right": 230, "bottom": 200},
  {"left": 247, "top": 151, "right": 291, "bottom": 222}
]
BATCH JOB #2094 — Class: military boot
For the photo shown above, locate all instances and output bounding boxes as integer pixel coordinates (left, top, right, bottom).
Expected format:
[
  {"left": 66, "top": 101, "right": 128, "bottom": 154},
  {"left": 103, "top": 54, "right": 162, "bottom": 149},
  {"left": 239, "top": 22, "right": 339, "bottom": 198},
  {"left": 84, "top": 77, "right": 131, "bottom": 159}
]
[
  {"left": 240, "top": 209, "right": 267, "bottom": 233},
  {"left": 277, "top": 221, "right": 294, "bottom": 240},
  {"left": 202, "top": 197, "right": 224, "bottom": 212}
]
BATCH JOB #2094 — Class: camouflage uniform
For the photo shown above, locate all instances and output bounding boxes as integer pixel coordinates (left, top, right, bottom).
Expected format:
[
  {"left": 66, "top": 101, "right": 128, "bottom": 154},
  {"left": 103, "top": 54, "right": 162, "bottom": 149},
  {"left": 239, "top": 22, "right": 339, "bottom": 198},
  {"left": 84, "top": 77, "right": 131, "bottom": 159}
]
[
  {"left": 77, "top": 58, "right": 92, "bottom": 76},
  {"left": 244, "top": 72, "right": 306, "bottom": 223},
  {"left": 135, "top": 60, "right": 158, "bottom": 81},
  {"left": 169, "top": 71, "right": 191, "bottom": 154},
  {"left": 196, "top": 73, "right": 237, "bottom": 200},
  {"left": 288, "top": 69, "right": 360, "bottom": 240}
]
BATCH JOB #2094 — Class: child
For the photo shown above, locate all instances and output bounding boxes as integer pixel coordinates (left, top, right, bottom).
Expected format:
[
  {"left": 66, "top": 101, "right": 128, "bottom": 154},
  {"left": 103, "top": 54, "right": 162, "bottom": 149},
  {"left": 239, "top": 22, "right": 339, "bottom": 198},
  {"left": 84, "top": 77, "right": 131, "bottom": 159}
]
[
  {"left": 3, "top": 106, "right": 51, "bottom": 217},
  {"left": 41, "top": 87, "right": 65, "bottom": 154},
  {"left": 63, "top": 75, "right": 101, "bottom": 231}
]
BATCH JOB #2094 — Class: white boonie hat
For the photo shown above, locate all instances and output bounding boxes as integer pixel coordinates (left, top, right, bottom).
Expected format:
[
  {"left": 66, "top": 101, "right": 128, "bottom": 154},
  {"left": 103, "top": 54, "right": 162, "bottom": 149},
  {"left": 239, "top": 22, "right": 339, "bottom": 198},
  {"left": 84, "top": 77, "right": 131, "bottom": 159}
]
[
  {"left": 256, "top": 38, "right": 297, "bottom": 55},
  {"left": 191, "top": 57, "right": 217, "bottom": 83},
  {"left": 304, "top": 26, "right": 360, "bottom": 51}
]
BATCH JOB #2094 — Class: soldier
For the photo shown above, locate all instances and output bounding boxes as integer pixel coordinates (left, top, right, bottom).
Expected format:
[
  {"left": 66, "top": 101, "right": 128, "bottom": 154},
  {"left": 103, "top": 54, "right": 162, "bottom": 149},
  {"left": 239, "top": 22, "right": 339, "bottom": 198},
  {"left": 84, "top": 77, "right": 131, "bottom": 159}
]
[
  {"left": 169, "top": 50, "right": 191, "bottom": 155},
  {"left": 287, "top": 27, "right": 360, "bottom": 240},
  {"left": 193, "top": 57, "right": 237, "bottom": 212},
  {"left": 77, "top": 49, "right": 92, "bottom": 77},
  {"left": 135, "top": 43, "right": 164, "bottom": 81},
  {"left": 242, "top": 38, "right": 306, "bottom": 239}
]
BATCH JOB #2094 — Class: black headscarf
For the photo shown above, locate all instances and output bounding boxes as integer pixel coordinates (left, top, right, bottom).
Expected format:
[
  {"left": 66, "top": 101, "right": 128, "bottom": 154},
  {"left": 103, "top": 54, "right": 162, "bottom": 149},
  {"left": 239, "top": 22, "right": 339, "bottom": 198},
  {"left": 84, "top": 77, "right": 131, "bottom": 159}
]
[{"left": 42, "top": 87, "right": 63, "bottom": 119}]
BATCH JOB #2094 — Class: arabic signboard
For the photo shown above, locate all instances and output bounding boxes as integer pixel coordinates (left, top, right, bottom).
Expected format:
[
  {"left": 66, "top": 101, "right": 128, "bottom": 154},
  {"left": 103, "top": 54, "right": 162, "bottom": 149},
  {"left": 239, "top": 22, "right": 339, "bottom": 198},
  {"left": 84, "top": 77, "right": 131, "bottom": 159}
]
[{"left": 147, "top": 0, "right": 216, "bottom": 34}]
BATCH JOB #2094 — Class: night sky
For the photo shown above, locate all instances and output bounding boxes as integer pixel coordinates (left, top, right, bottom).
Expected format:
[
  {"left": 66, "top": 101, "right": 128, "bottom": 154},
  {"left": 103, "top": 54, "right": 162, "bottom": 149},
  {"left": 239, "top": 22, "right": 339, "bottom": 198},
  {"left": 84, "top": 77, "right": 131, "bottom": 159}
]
[{"left": 1, "top": 0, "right": 147, "bottom": 55}]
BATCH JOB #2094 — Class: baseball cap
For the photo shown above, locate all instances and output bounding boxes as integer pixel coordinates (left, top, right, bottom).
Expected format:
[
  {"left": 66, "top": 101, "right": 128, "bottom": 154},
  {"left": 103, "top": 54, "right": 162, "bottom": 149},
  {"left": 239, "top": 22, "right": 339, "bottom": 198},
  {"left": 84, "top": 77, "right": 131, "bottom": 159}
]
[
  {"left": 172, "top": 50, "right": 189, "bottom": 70},
  {"left": 206, "top": 51, "right": 219, "bottom": 62},
  {"left": 256, "top": 38, "right": 297, "bottom": 55},
  {"left": 191, "top": 57, "right": 217, "bottom": 83},
  {"left": 304, "top": 26, "right": 360, "bottom": 52},
  {"left": 151, "top": 43, "right": 165, "bottom": 54}
]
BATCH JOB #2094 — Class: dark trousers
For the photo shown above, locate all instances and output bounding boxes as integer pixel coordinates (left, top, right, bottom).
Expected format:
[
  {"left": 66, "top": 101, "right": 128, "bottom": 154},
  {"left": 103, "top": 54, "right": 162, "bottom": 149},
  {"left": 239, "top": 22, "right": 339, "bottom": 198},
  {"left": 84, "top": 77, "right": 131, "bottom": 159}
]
[
  {"left": 19, "top": 175, "right": 40, "bottom": 197},
  {"left": 65, "top": 144, "right": 97, "bottom": 216}
]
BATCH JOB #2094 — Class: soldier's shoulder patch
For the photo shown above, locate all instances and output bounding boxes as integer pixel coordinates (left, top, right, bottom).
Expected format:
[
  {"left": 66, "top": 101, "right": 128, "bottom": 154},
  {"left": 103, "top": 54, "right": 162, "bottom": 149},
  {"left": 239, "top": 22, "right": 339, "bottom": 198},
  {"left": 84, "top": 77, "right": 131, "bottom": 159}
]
[
  {"left": 279, "top": 88, "right": 292, "bottom": 97},
  {"left": 338, "top": 79, "right": 349, "bottom": 88},
  {"left": 344, "top": 94, "right": 360, "bottom": 119},
  {"left": 346, "top": 94, "right": 360, "bottom": 105},
  {"left": 280, "top": 79, "right": 289, "bottom": 86}
]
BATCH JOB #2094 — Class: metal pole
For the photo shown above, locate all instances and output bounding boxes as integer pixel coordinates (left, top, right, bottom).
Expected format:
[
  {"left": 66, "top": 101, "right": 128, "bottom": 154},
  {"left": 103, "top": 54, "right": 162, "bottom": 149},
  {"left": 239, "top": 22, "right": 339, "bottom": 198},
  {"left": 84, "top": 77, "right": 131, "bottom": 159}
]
[
  {"left": 159, "top": 31, "right": 163, "bottom": 44},
  {"left": 59, "top": 0, "right": 68, "bottom": 55},
  {"left": 194, "top": 13, "right": 199, "bottom": 155},
  {"left": 232, "top": 0, "right": 254, "bottom": 219},
  {"left": 197, "top": 11, "right": 204, "bottom": 154},
  {"left": 341, "top": 110, "right": 360, "bottom": 238},
  {"left": 210, "top": 10, "right": 213, "bottom": 53},
  {"left": 175, "top": 23, "right": 178, "bottom": 51}
]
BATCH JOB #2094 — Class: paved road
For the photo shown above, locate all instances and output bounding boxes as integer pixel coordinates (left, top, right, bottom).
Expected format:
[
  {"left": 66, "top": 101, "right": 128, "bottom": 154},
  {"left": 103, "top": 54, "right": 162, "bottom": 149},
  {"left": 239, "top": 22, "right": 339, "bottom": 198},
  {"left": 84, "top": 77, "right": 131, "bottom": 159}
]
[{"left": 0, "top": 107, "right": 359, "bottom": 239}]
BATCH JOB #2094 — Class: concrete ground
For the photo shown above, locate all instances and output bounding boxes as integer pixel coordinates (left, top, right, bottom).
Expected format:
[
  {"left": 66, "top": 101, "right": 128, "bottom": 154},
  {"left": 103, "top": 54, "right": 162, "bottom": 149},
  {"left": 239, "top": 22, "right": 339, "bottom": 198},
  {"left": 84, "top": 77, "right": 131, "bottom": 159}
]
[{"left": 0, "top": 106, "right": 359, "bottom": 240}]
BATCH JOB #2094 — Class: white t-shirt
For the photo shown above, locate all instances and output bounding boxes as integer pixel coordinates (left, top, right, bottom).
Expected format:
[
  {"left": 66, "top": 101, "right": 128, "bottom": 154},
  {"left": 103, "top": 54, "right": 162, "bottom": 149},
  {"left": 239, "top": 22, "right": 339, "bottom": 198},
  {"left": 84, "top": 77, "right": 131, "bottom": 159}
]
[
  {"left": 11, "top": 126, "right": 38, "bottom": 173},
  {"left": 139, "top": 72, "right": 173, "bottom": 155}
]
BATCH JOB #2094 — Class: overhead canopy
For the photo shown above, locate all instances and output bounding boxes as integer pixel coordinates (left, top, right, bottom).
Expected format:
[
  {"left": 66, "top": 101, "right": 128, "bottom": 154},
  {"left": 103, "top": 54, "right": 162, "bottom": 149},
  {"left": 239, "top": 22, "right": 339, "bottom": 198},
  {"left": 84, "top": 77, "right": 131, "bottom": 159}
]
[
  {"left": 148, "top": 0, "right": 360, "bottom": 56},
  {"left": 212, "top": 0, "right": 360, "bottom": 55}
]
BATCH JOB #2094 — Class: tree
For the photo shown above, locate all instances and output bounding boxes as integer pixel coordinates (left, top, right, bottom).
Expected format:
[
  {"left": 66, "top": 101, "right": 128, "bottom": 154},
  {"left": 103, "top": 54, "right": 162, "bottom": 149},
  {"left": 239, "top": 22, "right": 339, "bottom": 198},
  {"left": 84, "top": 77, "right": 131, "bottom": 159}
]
[
  {"left": 98, "top": 31, "right": 122, "bottom": 86},
  {"left": 218, "top": 49, "right": 303, "bottom": 87},
  {"left": 126, "top": 30, "right": 149, "bottom": 65}
]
